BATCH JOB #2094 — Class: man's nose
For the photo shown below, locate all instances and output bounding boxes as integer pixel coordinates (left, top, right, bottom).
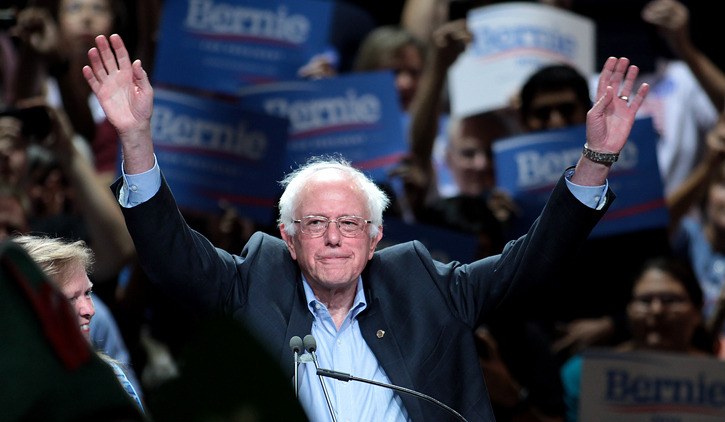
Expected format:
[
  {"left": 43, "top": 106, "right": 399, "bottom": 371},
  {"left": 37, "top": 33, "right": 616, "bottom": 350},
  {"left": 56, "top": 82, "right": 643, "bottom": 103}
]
[{"left": 324, "top": 221, "right": 342, "bottom": 245}]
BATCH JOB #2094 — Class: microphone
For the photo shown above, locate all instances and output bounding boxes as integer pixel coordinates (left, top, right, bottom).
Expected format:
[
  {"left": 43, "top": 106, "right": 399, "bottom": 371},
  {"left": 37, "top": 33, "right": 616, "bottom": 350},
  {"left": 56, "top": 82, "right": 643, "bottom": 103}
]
[
  {"left": 289, "top": 336, "right": 303, "bottom": 398},
  {"left": 303, "top": 334, "right": 338, "bottom": 422},
  {"left": 316, "top": 368, "right": 468, "bottom": 422}
]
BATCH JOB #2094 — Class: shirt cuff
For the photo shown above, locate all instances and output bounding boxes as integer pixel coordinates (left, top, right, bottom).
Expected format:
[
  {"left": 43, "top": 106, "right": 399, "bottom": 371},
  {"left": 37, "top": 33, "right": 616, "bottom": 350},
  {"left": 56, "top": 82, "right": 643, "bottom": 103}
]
[
  {"left": 564, "top": 168, "right": 609, "bottom": 210},
  {"left": 118, "top": 155, "right": 161, "bottom": 208}
]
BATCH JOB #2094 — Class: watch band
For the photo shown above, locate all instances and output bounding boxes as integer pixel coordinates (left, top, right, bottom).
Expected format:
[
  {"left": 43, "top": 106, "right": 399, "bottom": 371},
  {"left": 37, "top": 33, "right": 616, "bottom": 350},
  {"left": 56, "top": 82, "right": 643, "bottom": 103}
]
[{"left": 582, "top": 143, "right": 619, "bottom": 164}]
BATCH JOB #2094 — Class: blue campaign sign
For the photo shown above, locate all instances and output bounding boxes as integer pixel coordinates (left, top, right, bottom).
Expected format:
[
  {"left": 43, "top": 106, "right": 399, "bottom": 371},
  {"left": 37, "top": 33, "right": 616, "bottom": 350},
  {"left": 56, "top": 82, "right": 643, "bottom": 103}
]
[
  {"left": 493, "top": 117, "right": 668, "bottom": 239},
  {"left": 151, "top": 88, "right": 288, "bottom": 225},
  {"left": 378, "top": 218, "right": 478, "bottom": 264},
  {"left": 237, "top": 71, "right": 407, "bottom": 183},
  {"left": 152, "top": 0, "right": 332, "bottom": 94}
]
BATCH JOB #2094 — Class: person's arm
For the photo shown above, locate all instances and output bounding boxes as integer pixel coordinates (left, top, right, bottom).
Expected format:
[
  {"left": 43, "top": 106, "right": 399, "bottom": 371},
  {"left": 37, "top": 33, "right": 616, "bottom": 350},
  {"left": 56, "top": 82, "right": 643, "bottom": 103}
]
[
  {"left": 43, "top": 104, "right": 135, "bottom": 281},
  {"left": 83, "top": 34, "right": 155, "bottom": 176},
  {"left": 400, "top": 0, "right": 449, "bottom": 43},
  {"left": 666, "top": 109, "right": 725, "bottom": 232},
  {"left": 408, "top": 19, "right": 469, "bottom": 166},
  {"left": 402, "top": 19, "right": 470, "bottom": 211},
  {"left": 84, "top": 34, "right": 250, "bottom": 314},
  {"left": 642, "top": 0, "right": 725, "bottom": 111}
]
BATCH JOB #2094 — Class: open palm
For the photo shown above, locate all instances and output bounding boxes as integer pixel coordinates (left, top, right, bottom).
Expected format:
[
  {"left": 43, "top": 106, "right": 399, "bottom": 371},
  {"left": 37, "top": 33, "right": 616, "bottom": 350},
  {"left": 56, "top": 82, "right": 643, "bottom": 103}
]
[{"left": 83, "top": 34, "right": 154, "bottom": 136}]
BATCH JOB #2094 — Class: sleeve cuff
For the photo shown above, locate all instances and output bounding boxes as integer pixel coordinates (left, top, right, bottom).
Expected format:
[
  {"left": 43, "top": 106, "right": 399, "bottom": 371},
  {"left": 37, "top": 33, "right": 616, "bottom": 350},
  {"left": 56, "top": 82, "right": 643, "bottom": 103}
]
[
  {"left": 564, "top": 167, "right": 609, "bottom": 210},
  {"left": 118, "top": 155, "right": 161, "bottom": 208}
]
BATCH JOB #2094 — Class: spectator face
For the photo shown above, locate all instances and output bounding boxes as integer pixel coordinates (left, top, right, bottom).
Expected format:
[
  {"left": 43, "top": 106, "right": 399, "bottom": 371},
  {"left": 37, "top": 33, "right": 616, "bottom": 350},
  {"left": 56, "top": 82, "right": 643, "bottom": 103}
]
[
  {"left": 0, "top": 116, "right": 29, "bottom": 187},
  {"left": 280, "top": 170, "right": 382, "bottom": 294},
  {"left": 524, "top": 88, "right": 588, "bottom": 131},
  {"left": 57, "top": 263, "right": 95, "bottom": 340},
  {"left": 626, "top": 268, "right": 700, "bottom": 352},
  {"left": 446, "top": 116, "right": 503, "bottom": 196},
  {"left": 58, "top": 0, "right": 114, "bottom": 56},
  {"left": 381, "top": 44, "right": 423, "bottom": 112}
]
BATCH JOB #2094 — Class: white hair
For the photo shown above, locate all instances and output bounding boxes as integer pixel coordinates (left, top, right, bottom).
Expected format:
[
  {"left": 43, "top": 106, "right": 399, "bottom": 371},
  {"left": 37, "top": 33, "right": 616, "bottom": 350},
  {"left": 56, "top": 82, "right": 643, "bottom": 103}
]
[{"left": 277, "top": 156, "right": 389, "bottom": 238}]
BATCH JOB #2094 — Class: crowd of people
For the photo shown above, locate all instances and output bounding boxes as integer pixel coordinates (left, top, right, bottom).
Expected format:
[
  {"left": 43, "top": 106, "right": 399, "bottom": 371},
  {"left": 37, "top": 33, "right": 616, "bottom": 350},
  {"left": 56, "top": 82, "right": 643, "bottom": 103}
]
[{"left": 3, "top": 0, "right": 725, "bottom": 421}]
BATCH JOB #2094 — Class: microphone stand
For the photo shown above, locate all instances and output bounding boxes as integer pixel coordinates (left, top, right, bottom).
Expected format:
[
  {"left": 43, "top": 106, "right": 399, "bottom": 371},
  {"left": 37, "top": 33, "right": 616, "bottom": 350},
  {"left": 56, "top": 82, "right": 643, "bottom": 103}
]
[
  {"left": 304, "top": 335, "right": 338, "bottom": 422},
  {"left": 317, "top": 368, "right": 468, "bottom": 422},
  {"left": 289, "top": 336, "right": 303, "bottom": 398}
]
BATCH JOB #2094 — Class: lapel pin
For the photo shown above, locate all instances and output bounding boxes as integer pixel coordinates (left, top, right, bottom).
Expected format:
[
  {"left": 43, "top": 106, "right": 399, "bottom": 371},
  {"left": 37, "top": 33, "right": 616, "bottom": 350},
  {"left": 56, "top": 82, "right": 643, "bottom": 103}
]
[{"left": 377, "top": 330, "right": 385, "bottom": 338}]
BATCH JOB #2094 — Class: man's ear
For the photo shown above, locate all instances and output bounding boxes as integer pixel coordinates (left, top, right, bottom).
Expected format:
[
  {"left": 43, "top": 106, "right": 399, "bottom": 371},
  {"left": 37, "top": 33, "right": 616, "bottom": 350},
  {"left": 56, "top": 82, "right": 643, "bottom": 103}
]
[
  {"left": 279, "top": 225, "right": 297, "bottom": 260},
  {"left": 368, "top": 225, "right": 383, "bottom": 259}
]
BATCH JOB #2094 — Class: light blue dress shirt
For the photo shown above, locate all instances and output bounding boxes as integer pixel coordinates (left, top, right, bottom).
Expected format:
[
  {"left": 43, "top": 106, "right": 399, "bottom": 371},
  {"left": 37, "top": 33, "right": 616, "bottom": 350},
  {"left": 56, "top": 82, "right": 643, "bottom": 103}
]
[{"left": 117, "top": 157, "right": 608, "bottom": 421}]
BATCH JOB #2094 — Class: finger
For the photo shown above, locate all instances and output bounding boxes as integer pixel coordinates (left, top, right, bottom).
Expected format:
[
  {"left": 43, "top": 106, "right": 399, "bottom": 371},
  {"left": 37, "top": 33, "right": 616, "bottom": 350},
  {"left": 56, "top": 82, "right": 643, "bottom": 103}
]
[
  {"left": 595, "top": 57, "right": 617, "bottom": 99},
  {"left": 591, "top": 85, "right": 615, "bottom": 116},
  {"left": 89, "top": 35, "right": 111, "bottom": 76},
  {"left": 82, "top": 64, "right": 101, "bottom": 93},
  {"left": 109, "top": 33, "right": 132, "bottom": 70},
  {"left": 627, "top": 82, "right": 650, "bottom": 114},
  {"left": 85, "top": 46, "right": 106, "bottom": 84},
  {"left": 96, "top": 34, "right": 119, "bottom": 74},
  {"left": 618, "top": 64, "right": 640, "bottom": 100},
  {"left": 132, "top": 59, "right": 153, "bottom": 92},
  {"left": 609, "top": 57, "right": 630, "bottom": 96}
]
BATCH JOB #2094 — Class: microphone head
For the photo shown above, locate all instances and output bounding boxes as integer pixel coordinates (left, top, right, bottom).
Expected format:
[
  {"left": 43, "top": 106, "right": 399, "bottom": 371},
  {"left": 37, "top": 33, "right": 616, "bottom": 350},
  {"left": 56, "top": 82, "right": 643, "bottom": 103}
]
[
  {"left": 289, "top": 336, "right": 303, "bottom": 353},
  {"left": 303, "top": 334, "right": 316, "bottom": 353}
]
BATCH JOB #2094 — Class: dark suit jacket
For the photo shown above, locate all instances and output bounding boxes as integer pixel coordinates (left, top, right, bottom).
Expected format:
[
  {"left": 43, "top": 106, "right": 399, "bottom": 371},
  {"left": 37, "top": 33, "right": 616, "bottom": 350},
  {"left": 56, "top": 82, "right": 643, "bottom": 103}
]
[{"left": 116, "top": 171, "right": 613, "bottom": 421}]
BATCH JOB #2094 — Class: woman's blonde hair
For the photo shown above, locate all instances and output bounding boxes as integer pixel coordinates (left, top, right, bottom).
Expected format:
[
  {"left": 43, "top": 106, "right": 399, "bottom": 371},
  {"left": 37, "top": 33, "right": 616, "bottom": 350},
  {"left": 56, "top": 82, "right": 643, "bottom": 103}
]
[{"left": 12, "top": 235, "right": 93, "bottom": 286}]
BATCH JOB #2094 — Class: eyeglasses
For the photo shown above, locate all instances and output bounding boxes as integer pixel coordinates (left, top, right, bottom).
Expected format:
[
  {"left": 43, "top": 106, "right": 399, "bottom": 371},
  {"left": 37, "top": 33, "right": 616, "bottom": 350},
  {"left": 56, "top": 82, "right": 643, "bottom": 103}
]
[{"left": 293, "top": 215, "right": 372, "bottom": 238}]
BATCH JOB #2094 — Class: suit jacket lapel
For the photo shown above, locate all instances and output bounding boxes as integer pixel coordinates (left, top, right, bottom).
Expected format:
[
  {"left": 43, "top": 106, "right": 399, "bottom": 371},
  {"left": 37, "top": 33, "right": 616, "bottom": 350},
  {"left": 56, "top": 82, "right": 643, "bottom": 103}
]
[
  {"left": 359, "top": 274, "right": 426, "bottom": 422},
  {"left": 278, "top": 278, "right": 314, "bottom": 380}
]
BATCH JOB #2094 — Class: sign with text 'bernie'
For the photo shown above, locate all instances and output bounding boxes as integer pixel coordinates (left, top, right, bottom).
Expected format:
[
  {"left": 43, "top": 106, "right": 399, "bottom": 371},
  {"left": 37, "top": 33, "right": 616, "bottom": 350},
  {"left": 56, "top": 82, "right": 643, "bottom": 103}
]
[
  {"left": 153, "top": 0, "right": 332, "bottom": 94},
  {"left": 449, "top": 2, "right": 595, "bottom": 117},
  {"left": 151, "top": 88, "right": 288, "bottom": 225},
  {"left": 237, "top": 71, "right": 407, "bottom": 184},
  {"left": 580, "top": 349, "right": 725, "bottom": 421},
  {"left": 493, "top": 117, "right": 667, "bottom": 239}
]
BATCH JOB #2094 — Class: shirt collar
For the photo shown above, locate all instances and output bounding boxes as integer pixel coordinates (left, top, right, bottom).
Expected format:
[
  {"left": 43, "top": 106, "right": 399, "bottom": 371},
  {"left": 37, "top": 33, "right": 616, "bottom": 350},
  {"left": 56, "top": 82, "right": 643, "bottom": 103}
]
[{"left": 302, "top": 275, "right": 367, "bottom": 319}]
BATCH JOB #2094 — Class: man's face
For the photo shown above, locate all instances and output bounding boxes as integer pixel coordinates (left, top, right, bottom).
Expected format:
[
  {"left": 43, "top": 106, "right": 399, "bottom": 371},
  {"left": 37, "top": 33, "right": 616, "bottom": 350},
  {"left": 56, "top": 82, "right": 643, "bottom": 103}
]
[
  {"left": 446, "top": 118, "right": 497, "bottom": 196},
  {"left": 57, "top": 263, "right": 95, "bottom": 340},
  {"left": 0, "top": 116, "right": 29, "bottom": 187},
  {"left": 524, "top": 88, "right": 588, "bottom": 132},
  {"left": 279, "top": 170, "right": 382, "bottom": 295}
]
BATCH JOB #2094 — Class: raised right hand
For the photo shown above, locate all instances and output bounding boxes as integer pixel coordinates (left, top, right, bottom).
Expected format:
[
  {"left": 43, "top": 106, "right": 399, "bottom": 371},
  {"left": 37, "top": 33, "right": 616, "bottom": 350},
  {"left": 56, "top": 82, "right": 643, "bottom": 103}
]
[{"left": 83, "top": 34, "right": 155, "bottom": 173}]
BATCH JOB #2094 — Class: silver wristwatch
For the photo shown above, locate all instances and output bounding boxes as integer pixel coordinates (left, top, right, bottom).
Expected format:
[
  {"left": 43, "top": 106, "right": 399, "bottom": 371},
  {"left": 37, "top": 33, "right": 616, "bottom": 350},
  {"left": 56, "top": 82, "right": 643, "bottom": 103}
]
[{"left": 582, "top": 143, "right": 619, "bottom": 164}]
